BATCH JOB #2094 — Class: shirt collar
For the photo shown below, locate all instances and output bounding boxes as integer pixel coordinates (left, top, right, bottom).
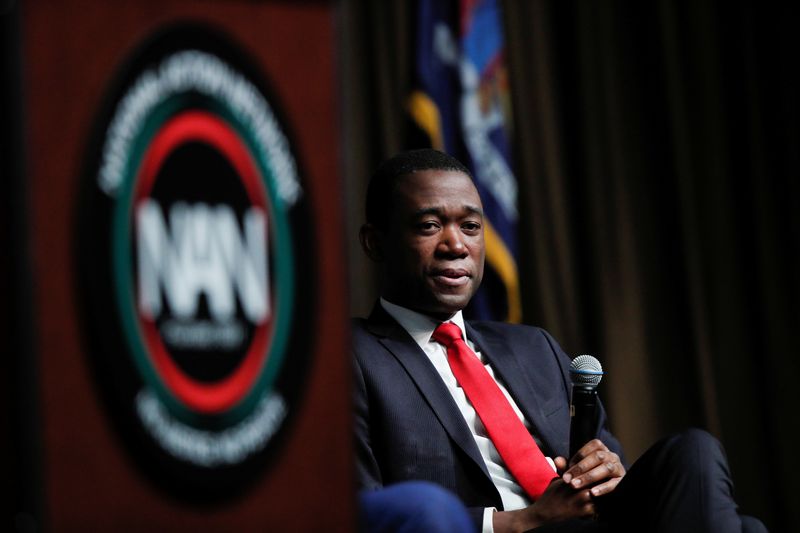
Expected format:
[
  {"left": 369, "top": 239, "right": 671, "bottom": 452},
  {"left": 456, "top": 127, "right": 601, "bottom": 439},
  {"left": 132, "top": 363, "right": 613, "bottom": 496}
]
[{"left": 380, "top": 298, "right": 468, "bottom": 350}]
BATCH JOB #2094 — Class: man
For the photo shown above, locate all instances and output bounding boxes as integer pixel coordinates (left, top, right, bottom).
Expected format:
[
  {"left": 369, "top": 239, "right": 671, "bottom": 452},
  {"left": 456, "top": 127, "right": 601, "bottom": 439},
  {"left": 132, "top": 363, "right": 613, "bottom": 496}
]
[{"left": 353, "top": 149, "right": 766, "bottom": 532}]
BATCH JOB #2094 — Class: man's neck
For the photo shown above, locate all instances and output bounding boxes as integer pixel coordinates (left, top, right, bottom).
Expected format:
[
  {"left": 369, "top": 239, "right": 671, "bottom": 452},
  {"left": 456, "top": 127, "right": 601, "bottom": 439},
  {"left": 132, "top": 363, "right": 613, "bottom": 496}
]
[{"left": 379, "top": 296, "right": 458, "bottom": 323}]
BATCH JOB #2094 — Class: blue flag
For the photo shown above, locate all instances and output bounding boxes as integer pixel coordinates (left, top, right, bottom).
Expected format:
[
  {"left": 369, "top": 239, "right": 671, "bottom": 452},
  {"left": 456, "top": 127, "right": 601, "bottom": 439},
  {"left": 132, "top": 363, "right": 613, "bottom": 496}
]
[{"left": 408, "top": 0, "right": 521, "bottom": 322}]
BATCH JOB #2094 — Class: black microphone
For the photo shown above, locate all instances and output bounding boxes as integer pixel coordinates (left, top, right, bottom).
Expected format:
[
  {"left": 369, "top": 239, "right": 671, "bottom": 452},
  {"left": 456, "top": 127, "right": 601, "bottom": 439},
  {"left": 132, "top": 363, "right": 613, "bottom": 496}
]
[{"left": 569, "top": 355, "right": 603, "bottom": 458}]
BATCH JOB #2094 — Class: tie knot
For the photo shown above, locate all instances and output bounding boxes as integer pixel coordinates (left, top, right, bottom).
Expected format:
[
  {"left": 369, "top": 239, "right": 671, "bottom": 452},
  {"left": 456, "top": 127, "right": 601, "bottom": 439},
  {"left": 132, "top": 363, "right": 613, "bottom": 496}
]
[{"left": 432, "top": 322, "right": 463, "bottom": 346}]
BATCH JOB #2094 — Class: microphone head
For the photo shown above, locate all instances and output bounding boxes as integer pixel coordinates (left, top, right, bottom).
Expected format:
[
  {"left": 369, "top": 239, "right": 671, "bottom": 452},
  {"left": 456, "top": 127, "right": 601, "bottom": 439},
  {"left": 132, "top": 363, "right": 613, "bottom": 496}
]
[{"left": 570, "top": 354, "right": 603, "bottom": 387}]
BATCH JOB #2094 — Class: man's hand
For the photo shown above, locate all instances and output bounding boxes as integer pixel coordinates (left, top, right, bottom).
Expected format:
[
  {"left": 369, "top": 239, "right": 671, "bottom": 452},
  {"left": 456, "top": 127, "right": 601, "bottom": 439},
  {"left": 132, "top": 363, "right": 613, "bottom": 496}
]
[
  {"left": 493, "top": 477, "right": 596, "bottom": 533},
  {"left": 493, "top": 439, "right": 625, "bottom": 533},
  {"left": 560, "top": 439, "right": 626, "bottom": 498}
]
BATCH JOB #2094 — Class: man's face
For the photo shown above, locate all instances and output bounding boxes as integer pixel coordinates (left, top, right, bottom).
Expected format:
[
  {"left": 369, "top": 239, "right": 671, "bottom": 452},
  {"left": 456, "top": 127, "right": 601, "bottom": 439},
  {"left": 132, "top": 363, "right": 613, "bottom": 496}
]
[{"left": 380, "top": 169, "right": 485, "bottom": 319}]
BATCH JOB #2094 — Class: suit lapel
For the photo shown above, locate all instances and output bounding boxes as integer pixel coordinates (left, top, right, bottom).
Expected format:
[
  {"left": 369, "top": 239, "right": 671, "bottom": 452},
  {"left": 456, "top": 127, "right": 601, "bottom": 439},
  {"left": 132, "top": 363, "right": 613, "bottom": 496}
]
[
  {"left": 365, "top": 306, "right": 492, "bottom": 480},
  {"left": 466, "top": 323, "right": 564, "bottom": 457}
]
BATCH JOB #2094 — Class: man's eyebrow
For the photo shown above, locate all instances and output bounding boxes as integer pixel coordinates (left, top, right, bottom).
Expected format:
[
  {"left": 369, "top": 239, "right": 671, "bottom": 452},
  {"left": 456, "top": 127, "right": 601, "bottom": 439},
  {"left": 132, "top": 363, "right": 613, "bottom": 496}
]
[
  {"left": 465, "top": 205, "right": 484, "bottom": 217},
  {"left": 412, "top": 205, "right": 484, "bottom": 218}
]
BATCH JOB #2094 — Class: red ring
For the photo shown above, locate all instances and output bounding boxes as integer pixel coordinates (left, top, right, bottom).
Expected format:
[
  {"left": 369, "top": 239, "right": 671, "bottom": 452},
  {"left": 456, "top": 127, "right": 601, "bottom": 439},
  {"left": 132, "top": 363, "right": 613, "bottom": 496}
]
[{"left": 132, "top": 110, "right": 273, "bottom": 414}]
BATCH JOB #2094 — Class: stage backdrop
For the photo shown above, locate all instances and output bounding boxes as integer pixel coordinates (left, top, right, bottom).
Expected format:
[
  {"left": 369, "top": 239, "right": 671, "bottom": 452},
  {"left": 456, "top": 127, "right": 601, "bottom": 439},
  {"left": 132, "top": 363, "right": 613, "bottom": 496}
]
[{"left": 19, "top": 1, "right": 351, "bottom": 530}]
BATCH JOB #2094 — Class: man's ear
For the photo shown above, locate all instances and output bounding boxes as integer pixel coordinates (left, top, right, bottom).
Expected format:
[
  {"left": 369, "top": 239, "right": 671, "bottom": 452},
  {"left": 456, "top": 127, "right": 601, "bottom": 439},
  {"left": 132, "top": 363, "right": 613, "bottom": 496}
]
[{"left": 359, "top": 223, "right": 385, "bottom": 262}]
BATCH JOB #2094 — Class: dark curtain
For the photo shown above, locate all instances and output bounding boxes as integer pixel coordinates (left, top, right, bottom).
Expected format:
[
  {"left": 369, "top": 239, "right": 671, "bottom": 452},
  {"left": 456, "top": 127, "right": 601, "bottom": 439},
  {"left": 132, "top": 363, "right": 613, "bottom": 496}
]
[
  {"left": 341, "top": 1, "right": 798, "bottom": 530},
  {"left": 339, "top": 0, "right": 410, "bottom": 317},
  {"left": 505, "top": 2, "right": 797, "bottom": 530}
]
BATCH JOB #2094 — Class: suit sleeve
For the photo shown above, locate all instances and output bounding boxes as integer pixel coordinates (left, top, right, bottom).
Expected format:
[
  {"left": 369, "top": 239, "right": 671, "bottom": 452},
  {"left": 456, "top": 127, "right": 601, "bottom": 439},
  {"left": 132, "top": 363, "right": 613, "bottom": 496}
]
[{"left": 353, "top": 352, "right": 384, "bottom": 490}]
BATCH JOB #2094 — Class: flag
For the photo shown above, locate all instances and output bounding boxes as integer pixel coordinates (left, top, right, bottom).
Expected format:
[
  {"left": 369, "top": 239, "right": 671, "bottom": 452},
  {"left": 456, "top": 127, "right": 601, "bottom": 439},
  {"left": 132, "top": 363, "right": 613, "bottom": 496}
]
[{"left": 408, "top": 0, "right": 521, "bottom": 322}]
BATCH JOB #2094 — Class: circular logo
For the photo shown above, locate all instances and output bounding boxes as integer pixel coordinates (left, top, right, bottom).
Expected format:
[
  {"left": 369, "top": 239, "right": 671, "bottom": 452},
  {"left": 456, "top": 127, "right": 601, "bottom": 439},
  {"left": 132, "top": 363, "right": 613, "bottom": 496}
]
[{"left": 77, "top": 25, "right": 314, "bottom": 499}]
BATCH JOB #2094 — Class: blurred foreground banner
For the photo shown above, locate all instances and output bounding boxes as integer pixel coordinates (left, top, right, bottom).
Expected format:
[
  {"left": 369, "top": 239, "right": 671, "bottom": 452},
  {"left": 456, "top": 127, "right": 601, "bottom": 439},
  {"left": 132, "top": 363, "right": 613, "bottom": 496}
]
[
  {"left": 79, "top": 24, "right": 317, "bottom": 495},
  {"left": 19, "top": 2, "right": 351, "bottom": 530}
]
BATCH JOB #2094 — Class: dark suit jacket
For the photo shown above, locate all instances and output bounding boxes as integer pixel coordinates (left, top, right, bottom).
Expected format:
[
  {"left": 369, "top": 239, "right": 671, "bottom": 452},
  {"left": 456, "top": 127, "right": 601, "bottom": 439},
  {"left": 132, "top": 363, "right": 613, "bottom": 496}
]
[{"left": 353, "top": 304, "right": 623, "bottom": 527}]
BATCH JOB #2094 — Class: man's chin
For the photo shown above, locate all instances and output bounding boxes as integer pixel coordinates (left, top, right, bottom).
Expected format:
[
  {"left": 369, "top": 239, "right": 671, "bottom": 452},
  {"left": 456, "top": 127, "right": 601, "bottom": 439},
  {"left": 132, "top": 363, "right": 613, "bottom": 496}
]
[
  {"left": 386, "top": 286, "right": 475, "bottom": 318},
  {"left": 425, "top": 292, "right": 472, "bottom": 317}
]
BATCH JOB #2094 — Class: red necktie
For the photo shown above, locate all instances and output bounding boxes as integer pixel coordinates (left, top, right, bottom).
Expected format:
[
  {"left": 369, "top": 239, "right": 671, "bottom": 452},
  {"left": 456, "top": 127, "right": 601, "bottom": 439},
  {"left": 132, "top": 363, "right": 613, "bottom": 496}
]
[{"left": 432, "top": 322, "right": 556, "bottom": 500}]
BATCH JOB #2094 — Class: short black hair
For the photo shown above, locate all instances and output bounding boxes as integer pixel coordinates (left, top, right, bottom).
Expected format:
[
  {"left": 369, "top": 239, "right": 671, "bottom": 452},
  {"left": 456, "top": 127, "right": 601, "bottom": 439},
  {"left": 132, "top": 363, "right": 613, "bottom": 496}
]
[{"left": 365, "top": 149, "right": 472, "bottom": 229}]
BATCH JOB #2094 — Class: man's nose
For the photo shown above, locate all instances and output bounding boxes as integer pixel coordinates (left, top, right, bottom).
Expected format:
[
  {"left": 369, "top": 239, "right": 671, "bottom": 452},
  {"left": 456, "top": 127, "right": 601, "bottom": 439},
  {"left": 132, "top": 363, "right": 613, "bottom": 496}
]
[{"left": 437, "top": 225, "right": 467, "bottom": 256}]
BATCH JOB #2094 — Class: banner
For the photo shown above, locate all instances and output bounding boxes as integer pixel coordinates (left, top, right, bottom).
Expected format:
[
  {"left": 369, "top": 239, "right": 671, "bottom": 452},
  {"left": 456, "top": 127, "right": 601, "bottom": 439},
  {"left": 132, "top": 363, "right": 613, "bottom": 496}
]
[
  {"left": 78, "top": 25, "right": 317, "bottom": 498},
  {"left": 409, "top": 0, "right": 521, "bottom": 322}
]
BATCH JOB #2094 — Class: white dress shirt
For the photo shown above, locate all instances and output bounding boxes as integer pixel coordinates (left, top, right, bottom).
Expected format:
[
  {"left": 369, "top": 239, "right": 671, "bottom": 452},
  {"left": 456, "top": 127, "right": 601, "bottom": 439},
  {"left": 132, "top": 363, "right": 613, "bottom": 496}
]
[{"left": 380, "top": 299, "right": 556, "bottom": 532}]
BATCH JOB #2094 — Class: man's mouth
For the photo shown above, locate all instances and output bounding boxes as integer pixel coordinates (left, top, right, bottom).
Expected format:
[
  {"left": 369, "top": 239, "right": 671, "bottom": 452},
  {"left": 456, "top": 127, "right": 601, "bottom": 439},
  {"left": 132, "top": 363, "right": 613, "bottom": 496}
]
[{"left": 430, "top": 268, "right": 471, "bottom": 287}]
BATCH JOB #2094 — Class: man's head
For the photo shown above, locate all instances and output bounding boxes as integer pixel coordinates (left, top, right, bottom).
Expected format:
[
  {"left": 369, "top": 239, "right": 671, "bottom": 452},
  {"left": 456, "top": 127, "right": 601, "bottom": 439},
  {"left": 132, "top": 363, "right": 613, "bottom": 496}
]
[{"left": 360, "top": 149, "right": 485, "bottom": 319}]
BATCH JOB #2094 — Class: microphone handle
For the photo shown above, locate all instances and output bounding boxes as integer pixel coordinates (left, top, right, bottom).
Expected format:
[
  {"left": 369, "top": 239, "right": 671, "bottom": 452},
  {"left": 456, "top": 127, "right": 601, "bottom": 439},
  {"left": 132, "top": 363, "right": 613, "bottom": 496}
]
[{"left": 569, "top": 385, "right": 599, "bottom": 458}]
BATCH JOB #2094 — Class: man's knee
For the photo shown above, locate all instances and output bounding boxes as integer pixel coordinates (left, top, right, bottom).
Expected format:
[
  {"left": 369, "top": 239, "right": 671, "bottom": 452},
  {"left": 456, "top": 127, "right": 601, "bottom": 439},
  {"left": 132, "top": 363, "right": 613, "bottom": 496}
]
[
  {"left": 660, "top": 428, "right": 725, "bottom": 471},
  {"left": 626, "top": 427, "right": 732, "bottom": 497},
  {"left": 677, "top": 427, "right": 721, "bottom": 450},
  {"left": 741, "top": 515, "right": 768, "bottom": 533},
  {"left": 615, "top": 429, "right": 764, "bottom": 533}
]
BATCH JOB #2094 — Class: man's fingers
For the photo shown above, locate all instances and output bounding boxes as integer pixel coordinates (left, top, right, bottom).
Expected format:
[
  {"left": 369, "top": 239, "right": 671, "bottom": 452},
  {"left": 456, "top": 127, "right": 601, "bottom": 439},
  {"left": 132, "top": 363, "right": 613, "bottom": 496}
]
[
  {"left": 563, "top": 443, "right": 609, "bottom": 479},
  {"left": 564, "top": 439, "right": 610, "bottom": 480},
  {"left": 578, "top": 502, "right": 596, "bottom": 518},
  {"left": 571, "top": 490, "right": 595, "bottom": 518},
  {"left": 588, "top": 476, "right": 622, "bottom": 497},
  {"left": 568, "top": 463, "right": 618, "bottom": 488},
  {"left": 563, "top": 448, "right": 623, "bottom": 488},
  {"left": 567, "top": 439, "right": 605, "bottom": 468}
]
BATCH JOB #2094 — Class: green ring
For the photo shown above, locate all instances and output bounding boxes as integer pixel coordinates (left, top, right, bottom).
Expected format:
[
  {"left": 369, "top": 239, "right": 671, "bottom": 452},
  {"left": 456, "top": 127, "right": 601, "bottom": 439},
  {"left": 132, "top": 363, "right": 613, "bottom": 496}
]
[{"left": 110, "top": 89, "right": 296, "bottom": 427}]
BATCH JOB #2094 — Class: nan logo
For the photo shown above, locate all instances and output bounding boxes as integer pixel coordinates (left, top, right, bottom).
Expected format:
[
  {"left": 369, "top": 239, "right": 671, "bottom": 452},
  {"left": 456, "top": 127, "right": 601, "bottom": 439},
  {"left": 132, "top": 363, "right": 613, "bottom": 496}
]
[{"left": 77, "top": 26, "right": 315, "bottom": 498}]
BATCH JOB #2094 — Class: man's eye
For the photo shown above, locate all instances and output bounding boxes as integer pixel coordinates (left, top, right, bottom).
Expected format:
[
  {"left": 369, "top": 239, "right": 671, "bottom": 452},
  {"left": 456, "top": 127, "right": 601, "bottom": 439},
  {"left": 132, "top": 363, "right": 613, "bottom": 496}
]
[
  {"left": 418, "top": 221, "right": 440, "bottom": 232},
  {"left": 462, "top": 222, "right": 482, "bottom": 232}
]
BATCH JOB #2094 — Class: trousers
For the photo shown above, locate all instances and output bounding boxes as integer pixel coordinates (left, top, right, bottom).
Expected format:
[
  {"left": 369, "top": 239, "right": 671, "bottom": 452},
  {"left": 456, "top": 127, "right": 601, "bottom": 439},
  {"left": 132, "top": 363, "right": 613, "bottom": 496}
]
[{"left": 532, "top": 429, "right": 767, "bottom": 533}]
